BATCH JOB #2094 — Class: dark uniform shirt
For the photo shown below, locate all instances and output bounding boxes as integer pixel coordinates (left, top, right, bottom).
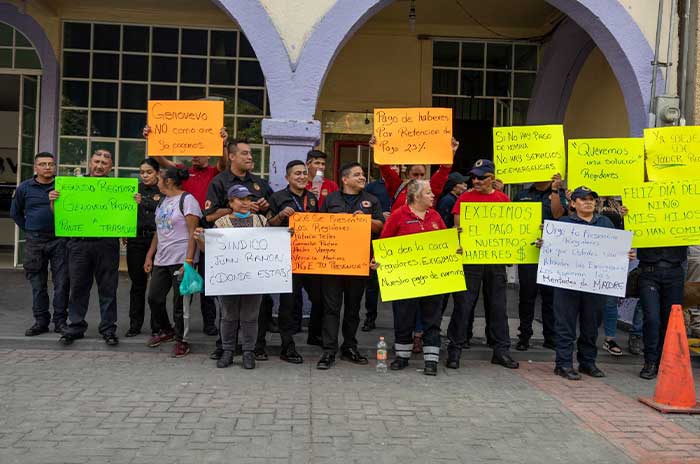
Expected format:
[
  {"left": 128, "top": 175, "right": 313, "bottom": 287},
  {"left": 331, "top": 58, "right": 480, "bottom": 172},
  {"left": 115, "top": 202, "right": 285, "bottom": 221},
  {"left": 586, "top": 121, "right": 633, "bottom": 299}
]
[
  {"left": 559, "top": 212, "right": 614, "bottom": 229},
  {"left": 269, "top": 186, "right": 319, "bottom": 227},
  {"left": 204, "top": 170, "right": 273, "bottom": 221},
  {"left": 436, "top": 193, "right": 458, "bottom": 228},
  {"left": 515, "top": 185, "right": 568, "bottom": 221},
  {"left": 10, "top": 176, "right": 55, "bottom": 233},
  {"left": 637, "top": 246, "right": 688, "bottom": 265},
  {"left": 321, "top": 190, "right": 385, "bottom": 237},
  {"left": 365, "top": 179, "right": 391, "bottom": 213},
  {"left": 137, "top": 183, "right": 160, "bottom": 234}
]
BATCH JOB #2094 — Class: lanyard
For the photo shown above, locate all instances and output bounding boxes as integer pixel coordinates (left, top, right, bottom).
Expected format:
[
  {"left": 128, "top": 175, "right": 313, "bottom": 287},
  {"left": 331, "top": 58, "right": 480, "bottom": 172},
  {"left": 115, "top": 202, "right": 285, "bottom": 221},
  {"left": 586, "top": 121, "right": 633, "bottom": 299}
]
[{"left": 287, "top": 187, "right": 308, "bottom": 212}]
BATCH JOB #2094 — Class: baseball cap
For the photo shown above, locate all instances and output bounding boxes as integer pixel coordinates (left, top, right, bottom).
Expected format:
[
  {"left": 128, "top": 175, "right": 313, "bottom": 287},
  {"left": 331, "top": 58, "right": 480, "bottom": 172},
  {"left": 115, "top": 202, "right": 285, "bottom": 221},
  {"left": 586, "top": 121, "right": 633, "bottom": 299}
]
[
  {"left": 227, "top": 184, "right": 254, "bottom": 199},
  {"left": 469, "top": 159, "right": 495, "bottom": 177},
  {"left": 570, "top": 186, "right": 599, "bottom": 201}
]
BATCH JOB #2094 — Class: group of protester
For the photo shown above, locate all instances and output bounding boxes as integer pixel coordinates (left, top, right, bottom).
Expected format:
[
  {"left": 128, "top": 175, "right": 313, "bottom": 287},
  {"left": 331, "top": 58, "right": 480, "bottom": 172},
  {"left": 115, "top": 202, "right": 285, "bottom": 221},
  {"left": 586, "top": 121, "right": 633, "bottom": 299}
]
[{"left": 10, "top": 128, "right": 697, "bottom": 380}]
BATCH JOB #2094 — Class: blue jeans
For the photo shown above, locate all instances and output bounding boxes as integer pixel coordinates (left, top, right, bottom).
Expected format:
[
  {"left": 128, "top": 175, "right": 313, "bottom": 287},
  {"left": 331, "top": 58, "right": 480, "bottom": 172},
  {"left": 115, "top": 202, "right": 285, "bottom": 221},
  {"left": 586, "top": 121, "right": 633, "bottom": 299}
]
[
  {"left": 639, "top": 265, "right": 685, "bottom": 364},
  {"left": 630, "top": 300, "right": 643, "bottom": 337},
  {"left": 602, "top": 296, "right": 619, "bottom": 338}
]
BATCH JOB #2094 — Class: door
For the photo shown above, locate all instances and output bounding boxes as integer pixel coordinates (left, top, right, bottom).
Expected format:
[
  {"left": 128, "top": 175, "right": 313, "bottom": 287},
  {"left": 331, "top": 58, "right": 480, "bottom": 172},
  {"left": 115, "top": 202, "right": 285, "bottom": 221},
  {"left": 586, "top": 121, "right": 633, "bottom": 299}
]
[
  {"left": 13, "top": 75, "right": 40, "bottom": 267},
  {"left": 332, "top": 141, "right": 374, "bottom": 183}
]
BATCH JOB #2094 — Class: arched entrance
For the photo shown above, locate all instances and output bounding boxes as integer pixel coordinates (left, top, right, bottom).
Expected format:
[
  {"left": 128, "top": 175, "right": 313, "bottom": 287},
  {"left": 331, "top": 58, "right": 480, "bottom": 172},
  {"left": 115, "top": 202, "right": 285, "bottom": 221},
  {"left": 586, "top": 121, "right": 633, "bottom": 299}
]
[{"left": 212, "top": 0, "right": 657, "bottom": 187}]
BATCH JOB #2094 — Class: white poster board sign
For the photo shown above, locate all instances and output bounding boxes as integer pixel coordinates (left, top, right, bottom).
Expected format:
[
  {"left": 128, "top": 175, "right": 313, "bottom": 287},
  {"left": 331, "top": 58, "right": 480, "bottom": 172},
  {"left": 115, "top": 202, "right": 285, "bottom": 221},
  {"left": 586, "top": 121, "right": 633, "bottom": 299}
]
[
  {"left": 204, "top": 227, "right": 292, "bottom": 296},
  {"left": 537, "top": 220, "right": 632, "bottom": 297}
]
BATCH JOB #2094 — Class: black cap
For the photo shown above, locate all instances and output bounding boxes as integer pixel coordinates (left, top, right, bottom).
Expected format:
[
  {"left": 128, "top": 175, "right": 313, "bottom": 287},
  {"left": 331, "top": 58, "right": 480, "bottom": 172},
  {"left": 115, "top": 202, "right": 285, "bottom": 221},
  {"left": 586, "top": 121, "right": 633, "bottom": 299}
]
[{"left": 570, "top": 186, "right": 599, "bottom": 201}]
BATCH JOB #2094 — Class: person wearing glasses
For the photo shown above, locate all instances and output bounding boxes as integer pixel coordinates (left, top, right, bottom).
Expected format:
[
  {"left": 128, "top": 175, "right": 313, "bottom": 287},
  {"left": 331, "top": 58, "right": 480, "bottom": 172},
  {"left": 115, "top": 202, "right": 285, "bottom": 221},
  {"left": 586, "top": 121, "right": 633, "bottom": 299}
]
[
  {"left": 448, "top": 158, "right": 519, "bottom": 370},
  {"left": 11, "top": 152, "right": 70, "bottom": 336}
]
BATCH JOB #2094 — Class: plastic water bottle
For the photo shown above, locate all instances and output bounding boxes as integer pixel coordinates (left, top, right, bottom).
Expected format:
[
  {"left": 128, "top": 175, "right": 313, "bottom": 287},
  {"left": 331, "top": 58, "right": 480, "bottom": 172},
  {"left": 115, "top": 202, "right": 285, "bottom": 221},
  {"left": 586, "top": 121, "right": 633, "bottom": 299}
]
[
  {"left": 376, "top": 336, "right": 388, "bottom": 373},
  {"left": 312, "top": 170, "right": 324, "bottom": 192}
]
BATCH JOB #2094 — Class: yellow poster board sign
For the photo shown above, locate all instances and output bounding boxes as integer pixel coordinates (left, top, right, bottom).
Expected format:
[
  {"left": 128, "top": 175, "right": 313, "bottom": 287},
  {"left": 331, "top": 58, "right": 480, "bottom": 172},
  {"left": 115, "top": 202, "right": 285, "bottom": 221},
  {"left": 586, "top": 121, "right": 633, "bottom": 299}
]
[
  {"left": 373, "top": 229, "right": 465, "bottom": 302},
  {"left": 493, "top": 125, "right": 566, "bottom": 184},
  {"left": 459, "top": 202, "right": 542, "bottom": 264},
  {"left": 147, "top": 100, "right": 224, "bottom": 157},
  {"left": 567, "top": 138, "right": 645, "bottom": 196},
  {"left": 373, "top": 108, "right": 453, "bottom": 165},
  {"left": 622, "top": 180, "right": 700, "bottom": 248},
  {"left": 645, "top": 126, "right": 700, "bottom": 181}
]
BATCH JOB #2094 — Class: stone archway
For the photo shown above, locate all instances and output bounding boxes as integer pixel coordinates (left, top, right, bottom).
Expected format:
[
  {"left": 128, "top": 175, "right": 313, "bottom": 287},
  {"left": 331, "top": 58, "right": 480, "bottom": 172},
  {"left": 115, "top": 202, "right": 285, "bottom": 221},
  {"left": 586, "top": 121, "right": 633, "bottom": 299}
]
[
  {"left": 0, "top": 3, "right": 59, "bottom": 154},
  {"left": 212, "top": 0, "right": 657, "bottom": 185}
]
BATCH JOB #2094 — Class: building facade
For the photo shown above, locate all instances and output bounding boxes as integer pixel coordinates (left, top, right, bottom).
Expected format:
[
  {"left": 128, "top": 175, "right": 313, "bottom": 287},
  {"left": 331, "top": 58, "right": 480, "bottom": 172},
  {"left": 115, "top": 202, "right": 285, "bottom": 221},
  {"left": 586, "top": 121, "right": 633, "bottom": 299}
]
[{"left": 0, "top": 0, "right": 696, "bottom": 265}]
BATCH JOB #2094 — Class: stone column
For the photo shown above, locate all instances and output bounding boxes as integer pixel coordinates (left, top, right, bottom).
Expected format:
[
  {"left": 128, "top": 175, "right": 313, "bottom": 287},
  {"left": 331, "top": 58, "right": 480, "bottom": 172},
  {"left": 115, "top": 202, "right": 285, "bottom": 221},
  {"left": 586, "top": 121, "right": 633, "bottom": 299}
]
[{"left": 262, "top": 118, "right": 321, "bottom": 191}]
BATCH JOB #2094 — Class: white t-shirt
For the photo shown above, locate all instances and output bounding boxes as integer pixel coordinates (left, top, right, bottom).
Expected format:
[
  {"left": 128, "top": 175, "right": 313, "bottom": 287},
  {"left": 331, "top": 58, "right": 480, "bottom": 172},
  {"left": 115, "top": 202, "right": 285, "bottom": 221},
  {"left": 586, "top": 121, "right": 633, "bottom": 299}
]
[{"left": 154, "top": 193, "right": 202, "bottom": 266}]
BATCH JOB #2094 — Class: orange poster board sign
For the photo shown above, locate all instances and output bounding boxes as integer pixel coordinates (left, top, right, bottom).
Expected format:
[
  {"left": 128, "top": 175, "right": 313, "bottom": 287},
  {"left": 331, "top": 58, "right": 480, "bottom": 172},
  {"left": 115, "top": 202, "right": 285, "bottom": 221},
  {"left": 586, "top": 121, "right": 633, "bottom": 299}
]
[
  {"left": 373, "top": 108, "right": 453, "bottom": 165},
  {"left": 147, "top": 100, "right": 224, "bottom": 157},
  {"left": 289, "top": 213, "right": 371, "bottom": 276}
]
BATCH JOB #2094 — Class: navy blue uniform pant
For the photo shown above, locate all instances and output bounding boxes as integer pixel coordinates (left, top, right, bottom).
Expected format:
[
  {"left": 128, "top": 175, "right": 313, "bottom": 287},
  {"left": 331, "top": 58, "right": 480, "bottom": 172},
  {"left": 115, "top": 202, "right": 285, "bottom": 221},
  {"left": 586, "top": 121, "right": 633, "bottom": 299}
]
[
  {"left": 23, "top": 233, "right": 69, "bottom": 328},
  {"left": 553, "top": 288, "right": 604, "bottom": 369}
]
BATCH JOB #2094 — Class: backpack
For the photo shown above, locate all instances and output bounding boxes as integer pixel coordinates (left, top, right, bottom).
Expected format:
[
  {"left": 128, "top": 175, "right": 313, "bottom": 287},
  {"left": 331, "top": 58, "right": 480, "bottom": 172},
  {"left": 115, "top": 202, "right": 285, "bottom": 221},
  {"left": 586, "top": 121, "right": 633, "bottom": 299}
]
[{"left": 157, "top": 191, "right": 192, "bottom": 217}]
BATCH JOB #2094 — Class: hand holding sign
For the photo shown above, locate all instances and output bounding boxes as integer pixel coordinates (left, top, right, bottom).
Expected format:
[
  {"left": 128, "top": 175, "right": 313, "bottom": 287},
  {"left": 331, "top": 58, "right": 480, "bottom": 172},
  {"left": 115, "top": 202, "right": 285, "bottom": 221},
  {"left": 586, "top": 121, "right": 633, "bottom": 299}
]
[
  {"left": 493, "top": 125, "right": 566, "bottom": 184},
  {"left": 373, "top": 108, "right": 453, "bottom": 165},
  {"left": 146, "top": 100, "right": 224, "bottom": 157},
  {"left": 54, "top": 177, "right": 138, "bottom": 237},
  {"left": 567, "top": 138, "right": 644, "bottom": 196},
  {"left": 644, "top": 126, "right": 700, "bottom": 181}
]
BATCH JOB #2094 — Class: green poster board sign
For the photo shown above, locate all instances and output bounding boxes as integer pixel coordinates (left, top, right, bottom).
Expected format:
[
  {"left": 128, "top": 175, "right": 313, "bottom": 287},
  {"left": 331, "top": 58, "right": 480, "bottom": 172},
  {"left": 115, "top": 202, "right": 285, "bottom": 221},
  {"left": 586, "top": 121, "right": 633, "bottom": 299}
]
[{"left": 54, "top": 176, "right": 138, "bottom": 237}]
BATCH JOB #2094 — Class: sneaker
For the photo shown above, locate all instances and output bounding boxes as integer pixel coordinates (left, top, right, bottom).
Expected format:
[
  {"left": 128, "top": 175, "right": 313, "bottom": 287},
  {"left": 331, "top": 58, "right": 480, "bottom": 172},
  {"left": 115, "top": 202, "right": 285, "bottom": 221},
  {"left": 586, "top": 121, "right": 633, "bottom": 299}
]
[
  {"left": 172, "top": 341, "right": 190, "bottom": 358},
  {"left": 254, "top": 349, "right": 269, "bottom": 361},
  {"left": 602, "top": 339, "right": 623, "bottom": 356},
  {"left": 628, "top": 334, "right": 642, "bottom": 355},
  {"left": 639, "top": 362, "right": 658, "bottom": 380},
  {"left": 147, "top": 330, "right": 174, "bottom": 348}
]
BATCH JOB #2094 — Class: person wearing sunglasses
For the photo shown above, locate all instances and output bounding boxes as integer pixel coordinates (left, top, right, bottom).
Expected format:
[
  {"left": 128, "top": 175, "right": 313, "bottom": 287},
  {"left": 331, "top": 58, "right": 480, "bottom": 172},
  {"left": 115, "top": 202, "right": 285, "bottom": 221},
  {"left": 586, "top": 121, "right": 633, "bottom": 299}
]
[{"left": 447, "top": 159, "right": 519, "bottom": 370}]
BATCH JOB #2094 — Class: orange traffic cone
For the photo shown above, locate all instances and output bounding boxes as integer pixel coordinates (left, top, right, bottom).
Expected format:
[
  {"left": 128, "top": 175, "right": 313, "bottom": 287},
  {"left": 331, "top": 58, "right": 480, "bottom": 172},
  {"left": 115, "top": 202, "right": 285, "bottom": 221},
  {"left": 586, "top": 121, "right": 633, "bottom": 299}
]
[{"left": 639, "top": 304, "right": 700, "bottom": 414}]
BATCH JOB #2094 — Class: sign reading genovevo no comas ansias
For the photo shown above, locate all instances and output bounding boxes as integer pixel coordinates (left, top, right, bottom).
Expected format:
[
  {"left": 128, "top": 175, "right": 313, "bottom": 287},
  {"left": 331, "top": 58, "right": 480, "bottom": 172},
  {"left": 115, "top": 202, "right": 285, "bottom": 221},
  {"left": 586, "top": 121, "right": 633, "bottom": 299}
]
[
  {"left": 147, "top": 100, "right": 224, "bottom": 157},
  {"left": 373, "top": 108, "right": 453, "bottom": 165}
]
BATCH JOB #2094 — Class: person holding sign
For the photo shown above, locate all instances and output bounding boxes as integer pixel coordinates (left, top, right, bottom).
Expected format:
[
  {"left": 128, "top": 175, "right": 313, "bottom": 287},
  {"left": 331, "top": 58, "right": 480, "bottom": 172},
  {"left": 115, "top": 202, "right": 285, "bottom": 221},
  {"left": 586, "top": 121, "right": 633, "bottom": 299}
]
[
  {"left": 144, "top": 168, "right": 202, "bottom": 358},
  {"left": 193, "top": 185, "right": 268, "bottom": 370},
  {"left": 51, "top": 150, "right": 134, "bottom": 347},
  {"left": 143, "top": 124, "right": 227, "bottom": 336},
  {"left": 450, "top": 159, "right": 518, "bottom": 370},
  {"left": 543, "top": 187, "right": 635, "bottom": 381},
  {"left": 373, "top": 179, "right": 447, "bottom": 376},
  {"left": 11, "top": 152, "right": 69, "bottom": 336},
  {"left": 373, "top": 137, "right": 459, "bottom": 214},
  {"left": 316, "top": 162, "right": 385, "bottom": 370},
  {"left": 267, "top": 160, "right": 320, "bottom": 364},
  {"left": 513, "top": 173, "right": 566, "bottom": 352},
  {"left": 204, "top": 140, "right": 274, "bottom": 361},
  {"left": 123, "top": 159, "right": 161, "bottom": 338}
]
